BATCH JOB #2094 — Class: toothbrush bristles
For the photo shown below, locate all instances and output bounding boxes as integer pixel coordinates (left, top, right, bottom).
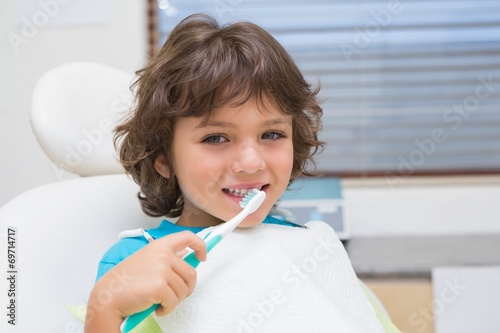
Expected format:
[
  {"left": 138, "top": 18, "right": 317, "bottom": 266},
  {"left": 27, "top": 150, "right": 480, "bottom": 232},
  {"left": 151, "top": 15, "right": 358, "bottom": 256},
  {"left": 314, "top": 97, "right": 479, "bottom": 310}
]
[{"left": 240, "top": 189, "right": 260, "bottom": 208}]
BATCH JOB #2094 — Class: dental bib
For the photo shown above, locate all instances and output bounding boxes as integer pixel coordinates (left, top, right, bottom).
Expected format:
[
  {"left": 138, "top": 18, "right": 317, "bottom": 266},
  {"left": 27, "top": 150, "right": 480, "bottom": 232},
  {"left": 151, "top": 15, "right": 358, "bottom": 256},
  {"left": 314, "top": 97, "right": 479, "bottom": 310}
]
[{"left": 154, "top": 221, "right": 384, "bottom": 333}]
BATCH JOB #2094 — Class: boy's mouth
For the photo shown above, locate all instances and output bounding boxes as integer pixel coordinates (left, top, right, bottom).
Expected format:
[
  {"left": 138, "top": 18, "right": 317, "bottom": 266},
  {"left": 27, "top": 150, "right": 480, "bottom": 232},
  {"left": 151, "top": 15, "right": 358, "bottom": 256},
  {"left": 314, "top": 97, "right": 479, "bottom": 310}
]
[{"left": 223, "top": 185, "right": 266, "bottom": 197}]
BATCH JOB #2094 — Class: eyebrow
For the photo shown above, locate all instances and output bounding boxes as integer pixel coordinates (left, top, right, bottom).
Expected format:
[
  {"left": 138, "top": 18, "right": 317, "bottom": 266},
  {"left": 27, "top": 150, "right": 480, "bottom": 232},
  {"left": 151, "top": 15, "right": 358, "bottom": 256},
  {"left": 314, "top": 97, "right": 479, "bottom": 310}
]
[{"left": 195, "top": 117, "right": 292, "bottom": 129}]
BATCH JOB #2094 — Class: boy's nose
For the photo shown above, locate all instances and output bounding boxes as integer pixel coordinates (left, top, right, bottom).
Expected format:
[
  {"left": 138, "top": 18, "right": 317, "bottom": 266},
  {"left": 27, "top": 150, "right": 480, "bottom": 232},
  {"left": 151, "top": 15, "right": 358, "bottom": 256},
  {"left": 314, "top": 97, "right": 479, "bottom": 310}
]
[{"left": 230, "top": 143, "right": 266, "bottom": 174}]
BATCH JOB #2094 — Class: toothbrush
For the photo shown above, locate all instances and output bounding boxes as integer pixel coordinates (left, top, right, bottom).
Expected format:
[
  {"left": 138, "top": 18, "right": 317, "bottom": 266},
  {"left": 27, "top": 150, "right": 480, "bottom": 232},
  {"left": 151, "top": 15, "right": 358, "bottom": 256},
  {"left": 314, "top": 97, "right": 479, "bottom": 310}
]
[{"left": 120, "top": 189, "right": 266, "bottom": 333}]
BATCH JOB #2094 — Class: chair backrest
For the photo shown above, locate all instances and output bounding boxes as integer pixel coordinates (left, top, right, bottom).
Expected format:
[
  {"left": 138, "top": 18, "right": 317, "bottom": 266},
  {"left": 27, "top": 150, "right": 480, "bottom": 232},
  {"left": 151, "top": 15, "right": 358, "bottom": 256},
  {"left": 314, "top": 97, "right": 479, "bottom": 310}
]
[
  {"left": 0, "top": 174, "right": 159, "bottom": 332},
  {"left": 31, "top": 62, "right": 134, "bottom": 176}
]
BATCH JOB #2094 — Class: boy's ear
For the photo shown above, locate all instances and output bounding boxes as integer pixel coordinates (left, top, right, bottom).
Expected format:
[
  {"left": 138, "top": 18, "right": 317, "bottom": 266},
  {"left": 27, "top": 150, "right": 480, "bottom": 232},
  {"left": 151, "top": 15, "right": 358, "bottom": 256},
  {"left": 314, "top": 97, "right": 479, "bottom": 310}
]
[{"left": 154, "top": 154, "right": 170, "bottom": 178}]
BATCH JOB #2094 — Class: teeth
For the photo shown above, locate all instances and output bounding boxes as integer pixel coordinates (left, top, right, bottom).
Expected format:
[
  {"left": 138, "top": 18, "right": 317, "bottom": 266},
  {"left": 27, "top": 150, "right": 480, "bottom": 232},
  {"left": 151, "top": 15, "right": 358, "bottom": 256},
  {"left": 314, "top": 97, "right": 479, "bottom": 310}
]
[
  {"left": 224, "top": 186, "right": 263, "bottom": 197},
  {"left": 224, "top": 188, "right": 249, "bottom": 197}
]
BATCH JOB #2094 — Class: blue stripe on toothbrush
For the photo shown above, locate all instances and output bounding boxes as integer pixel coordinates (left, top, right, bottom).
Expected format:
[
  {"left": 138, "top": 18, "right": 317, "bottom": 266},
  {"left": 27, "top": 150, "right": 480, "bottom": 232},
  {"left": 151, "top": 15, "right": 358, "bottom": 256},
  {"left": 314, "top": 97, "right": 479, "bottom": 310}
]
[{"left": 184, "top": 234, "right": 222, "bottom": 267}]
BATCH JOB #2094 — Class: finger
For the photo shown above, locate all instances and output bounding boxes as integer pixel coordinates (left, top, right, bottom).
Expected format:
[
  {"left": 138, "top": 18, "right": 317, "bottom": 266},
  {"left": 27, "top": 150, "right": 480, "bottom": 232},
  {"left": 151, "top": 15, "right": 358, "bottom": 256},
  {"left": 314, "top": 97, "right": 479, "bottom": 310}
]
[
  {"left": 155, "top": 285, "right": 179, "bottom": 317},
  {"left": 170, "top": 254, "right": 198, "bottom": 293},
  {"left": 154, "top": 267, "right": 193, "bottom": 317},
  {"left": 163, "top": 231, "right": 207, "bottom": 262},
  {"left": 165, "top": 269, "right": 191, "bottom": 303},
  {"left": 176, "top": 248, "right": 188, "bottom": 258}
]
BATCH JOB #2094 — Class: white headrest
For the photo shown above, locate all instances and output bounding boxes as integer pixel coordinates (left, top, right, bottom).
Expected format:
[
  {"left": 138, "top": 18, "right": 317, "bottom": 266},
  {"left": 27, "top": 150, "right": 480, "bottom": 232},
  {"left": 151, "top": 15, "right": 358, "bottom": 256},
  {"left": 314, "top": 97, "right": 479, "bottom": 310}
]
[{"left": 31, "top": 62, "right": 135, "bottom": 176}]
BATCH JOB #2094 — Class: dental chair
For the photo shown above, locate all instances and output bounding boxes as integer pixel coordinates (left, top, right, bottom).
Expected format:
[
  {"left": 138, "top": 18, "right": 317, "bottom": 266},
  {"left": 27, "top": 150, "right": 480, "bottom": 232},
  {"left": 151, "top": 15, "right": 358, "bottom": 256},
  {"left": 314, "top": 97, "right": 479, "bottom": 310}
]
[{"left": 0, "top": 62, "right": 399, "bottom": 333}]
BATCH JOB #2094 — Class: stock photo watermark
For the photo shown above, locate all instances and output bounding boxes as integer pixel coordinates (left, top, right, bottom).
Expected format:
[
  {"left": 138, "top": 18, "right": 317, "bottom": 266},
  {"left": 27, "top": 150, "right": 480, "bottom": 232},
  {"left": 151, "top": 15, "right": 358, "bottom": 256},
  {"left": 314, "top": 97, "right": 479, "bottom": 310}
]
[
  {"left": 7, "top": 0, "right": 73, "bottom": 53},
  {"left": 64, "top": 118, "right": 114, "bottom": 168},
  {"left": 65, "top": 93, "right": 132, "bottom": 168},
  {"left": 235, "top": 234, "right": 336, "bottom": 332},
  {"left": 340, "top": 0, "right": 403, "bottom": 63},
  {"left": 385, "top": 74, "right": 499, "bottom": 188},
  {"left": 47, "top": 92, "right": 132, "bottom": 181},
  {"left": 213, "top": 0, "right": 243, "bottom": 20},
  {"left": 84, "top": 269, "right": 134, "bottom": 325},
  {"left": 4, "top": 227, "right": 17, "bottom": 326},
  {"left": 408, "top": 277, "right": 467, "bottom": 333}
]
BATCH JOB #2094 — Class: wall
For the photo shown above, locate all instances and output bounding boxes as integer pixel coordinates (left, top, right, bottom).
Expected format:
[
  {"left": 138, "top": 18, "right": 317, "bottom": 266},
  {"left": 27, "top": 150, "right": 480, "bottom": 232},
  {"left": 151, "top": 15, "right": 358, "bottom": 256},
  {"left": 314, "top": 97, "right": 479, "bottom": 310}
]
[
  {"left": 0, "top": 0, "right": 147, "bottom": 206},
  {"left": 343, "top": 176, "right": 500, "bottom": 237}
]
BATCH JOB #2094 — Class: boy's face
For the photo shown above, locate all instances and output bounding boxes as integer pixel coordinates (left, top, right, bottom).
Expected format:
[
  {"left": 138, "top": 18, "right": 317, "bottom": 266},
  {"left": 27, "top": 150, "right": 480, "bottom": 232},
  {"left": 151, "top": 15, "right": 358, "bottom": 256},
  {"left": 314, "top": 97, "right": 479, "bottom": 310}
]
[{"left": 161, "top": 98, "right": 294, "bottom": 228}]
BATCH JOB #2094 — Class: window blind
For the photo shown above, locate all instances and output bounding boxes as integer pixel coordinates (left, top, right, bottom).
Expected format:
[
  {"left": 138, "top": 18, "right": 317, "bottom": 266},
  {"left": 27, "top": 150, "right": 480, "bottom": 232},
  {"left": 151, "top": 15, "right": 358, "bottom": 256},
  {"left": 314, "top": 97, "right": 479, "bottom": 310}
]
[{"left": 156, "top": 0, "right": 500, "bottom": 177}]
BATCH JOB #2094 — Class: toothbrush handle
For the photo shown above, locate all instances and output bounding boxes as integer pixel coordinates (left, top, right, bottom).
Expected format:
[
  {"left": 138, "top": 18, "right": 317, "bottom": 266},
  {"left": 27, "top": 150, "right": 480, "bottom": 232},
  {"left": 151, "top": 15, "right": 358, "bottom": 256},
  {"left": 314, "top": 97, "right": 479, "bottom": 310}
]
[
  {"left": 120, "top": 235, "right": 223, "bottom": 332},
  {"left": 120, "top": 305, "right": 158, "bottom": 332}
]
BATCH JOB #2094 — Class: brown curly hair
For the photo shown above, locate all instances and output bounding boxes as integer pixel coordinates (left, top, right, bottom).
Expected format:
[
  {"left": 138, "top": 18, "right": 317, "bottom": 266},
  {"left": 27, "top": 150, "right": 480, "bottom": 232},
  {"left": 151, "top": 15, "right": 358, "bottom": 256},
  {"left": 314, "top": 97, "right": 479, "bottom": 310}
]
[{"left": 115, "top": 14, "right": 323, "bottom": 218}]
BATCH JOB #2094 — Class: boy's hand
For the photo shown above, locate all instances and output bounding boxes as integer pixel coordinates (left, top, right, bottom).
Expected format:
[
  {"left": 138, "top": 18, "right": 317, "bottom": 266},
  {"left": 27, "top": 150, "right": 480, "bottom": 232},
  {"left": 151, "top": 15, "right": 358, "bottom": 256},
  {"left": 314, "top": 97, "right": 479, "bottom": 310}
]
[{"left": 85, "top": 231, "right": 206, "bottom": 332}]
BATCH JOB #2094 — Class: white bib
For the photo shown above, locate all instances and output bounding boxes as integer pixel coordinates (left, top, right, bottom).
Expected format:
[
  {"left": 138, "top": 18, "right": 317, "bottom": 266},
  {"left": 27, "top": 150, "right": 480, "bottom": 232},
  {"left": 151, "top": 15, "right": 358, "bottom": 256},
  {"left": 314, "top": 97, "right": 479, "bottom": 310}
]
[{"left": 154, "top": 221, "right": 384, "bottom": 333}]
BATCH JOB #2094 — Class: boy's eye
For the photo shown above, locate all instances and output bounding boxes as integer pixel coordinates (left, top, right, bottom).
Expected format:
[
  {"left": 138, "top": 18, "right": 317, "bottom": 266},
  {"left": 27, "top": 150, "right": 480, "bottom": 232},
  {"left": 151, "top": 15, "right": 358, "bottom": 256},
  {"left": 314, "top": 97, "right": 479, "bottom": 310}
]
[
  {"left": 203, "top": 135, "right": 228, "bottom": 144},
  {"left": 262, "top": 132, "right": 283, "bottom": 140}
]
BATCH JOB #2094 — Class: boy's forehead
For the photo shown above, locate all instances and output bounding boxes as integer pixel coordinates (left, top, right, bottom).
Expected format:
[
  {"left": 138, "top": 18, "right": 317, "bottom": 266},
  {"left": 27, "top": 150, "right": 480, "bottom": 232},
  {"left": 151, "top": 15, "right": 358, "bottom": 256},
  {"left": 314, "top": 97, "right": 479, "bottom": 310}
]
[
  {"left": 192, "top": 102, "right": 292, "bottom": 128},
  {"left": 220, "top": 100, "right": 289, "bottom": 117}
]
